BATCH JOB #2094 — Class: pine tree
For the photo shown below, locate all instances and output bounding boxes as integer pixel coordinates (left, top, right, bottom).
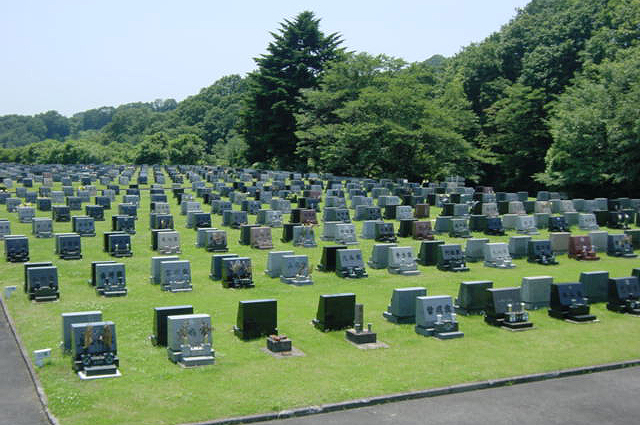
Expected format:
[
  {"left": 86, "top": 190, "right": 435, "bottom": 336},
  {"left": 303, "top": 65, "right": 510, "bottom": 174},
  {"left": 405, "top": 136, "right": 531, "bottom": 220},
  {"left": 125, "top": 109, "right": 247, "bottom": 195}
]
[{"left": 240, "top": 11, "right": 342, "bottom": 170}]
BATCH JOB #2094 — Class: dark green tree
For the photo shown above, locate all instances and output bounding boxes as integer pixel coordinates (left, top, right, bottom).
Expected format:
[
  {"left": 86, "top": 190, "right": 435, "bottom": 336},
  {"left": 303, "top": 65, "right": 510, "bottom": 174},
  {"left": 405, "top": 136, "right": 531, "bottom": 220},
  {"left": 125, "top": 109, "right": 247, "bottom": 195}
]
[
  {"left": 168, "top": 134, "right": 206, "bottom": 164},
  {"left": 134, "top": 132, "right": 169, "bottom": 164},
  {"left": 540, "top": 45, "right": 640, "bottom": 197},
  {"left": 240, "top": 11, "right": 343, "bottom": 170},
  {"left": 35, "top": 110, "right": 70, "bottom": 140}
]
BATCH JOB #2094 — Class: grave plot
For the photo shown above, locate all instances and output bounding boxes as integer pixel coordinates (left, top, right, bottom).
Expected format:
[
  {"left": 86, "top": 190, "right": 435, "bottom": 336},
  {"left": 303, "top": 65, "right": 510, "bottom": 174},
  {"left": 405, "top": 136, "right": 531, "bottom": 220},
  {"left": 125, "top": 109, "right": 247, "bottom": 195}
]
[
  {"left": 167, "top": 314, "right": 215, "bottom": 367},
  {"left": 415, "top": 295, "right": 464, "bottom": 339}
]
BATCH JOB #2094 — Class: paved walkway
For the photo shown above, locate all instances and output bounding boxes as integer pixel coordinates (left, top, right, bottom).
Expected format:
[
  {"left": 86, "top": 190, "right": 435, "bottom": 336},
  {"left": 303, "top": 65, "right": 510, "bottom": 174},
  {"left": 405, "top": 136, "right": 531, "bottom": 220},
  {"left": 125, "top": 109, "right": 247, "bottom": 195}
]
[
  {"left": 0, "top": 300, "right": 50, "bottom": 425},
  {"left": 261, "top": 366, "right": 640, "bottom": 425}
]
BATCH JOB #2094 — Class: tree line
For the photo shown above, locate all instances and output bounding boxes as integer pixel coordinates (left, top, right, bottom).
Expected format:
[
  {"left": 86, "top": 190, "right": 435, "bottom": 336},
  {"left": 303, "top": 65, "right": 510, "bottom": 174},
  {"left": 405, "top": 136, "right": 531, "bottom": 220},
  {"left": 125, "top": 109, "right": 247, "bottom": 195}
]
[{"left": 1, "top": 0, "right": 638, "bottom": 197}]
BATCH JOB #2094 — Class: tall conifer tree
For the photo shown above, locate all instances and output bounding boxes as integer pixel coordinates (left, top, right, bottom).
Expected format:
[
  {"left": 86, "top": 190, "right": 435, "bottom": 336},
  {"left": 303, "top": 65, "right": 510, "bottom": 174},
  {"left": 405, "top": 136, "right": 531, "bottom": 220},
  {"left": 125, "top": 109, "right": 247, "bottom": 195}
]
[{"left": 240, "top": 11, "right": 342, "bottom": 169}]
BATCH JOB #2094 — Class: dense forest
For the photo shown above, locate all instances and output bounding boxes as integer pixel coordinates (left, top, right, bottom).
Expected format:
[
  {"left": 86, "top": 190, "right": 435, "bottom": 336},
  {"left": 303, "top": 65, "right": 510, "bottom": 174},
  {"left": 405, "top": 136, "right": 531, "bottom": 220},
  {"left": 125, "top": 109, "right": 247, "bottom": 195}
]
[{"left": 0, "top": 0, "right": 638, "bottom": 197}]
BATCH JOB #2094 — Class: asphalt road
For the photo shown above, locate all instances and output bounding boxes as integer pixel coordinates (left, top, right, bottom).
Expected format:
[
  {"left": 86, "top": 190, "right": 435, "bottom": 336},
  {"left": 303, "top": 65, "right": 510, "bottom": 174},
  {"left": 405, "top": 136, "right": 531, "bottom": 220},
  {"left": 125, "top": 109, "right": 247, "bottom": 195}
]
[
  {"left": 260, "top": 366, "right": 640, "bottom": 425},
  {"left": 0, "top": 299, "right": 50, "bottom": 425}
]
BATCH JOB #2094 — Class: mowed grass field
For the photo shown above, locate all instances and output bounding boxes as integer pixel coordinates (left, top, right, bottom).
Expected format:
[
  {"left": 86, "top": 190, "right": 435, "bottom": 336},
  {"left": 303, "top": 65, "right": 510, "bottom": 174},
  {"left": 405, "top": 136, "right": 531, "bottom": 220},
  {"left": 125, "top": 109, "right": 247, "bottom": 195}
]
[{"left": 3, "top": 172, "right": 640, "bottom": 425}]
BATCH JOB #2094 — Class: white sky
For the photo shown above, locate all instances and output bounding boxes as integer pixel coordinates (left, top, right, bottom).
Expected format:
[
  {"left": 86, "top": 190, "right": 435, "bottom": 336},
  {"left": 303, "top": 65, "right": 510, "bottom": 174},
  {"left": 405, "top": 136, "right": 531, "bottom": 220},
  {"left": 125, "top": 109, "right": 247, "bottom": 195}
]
[{"left": 0, "top": 1, "right": 530, "bottom": 116}]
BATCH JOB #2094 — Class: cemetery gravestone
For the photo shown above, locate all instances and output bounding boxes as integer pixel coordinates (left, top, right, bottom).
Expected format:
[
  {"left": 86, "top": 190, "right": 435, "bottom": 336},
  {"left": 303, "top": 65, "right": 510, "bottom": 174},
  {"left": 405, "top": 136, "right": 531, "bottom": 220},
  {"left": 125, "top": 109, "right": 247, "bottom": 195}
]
[
  {"left": 94, "top": 263, "right": 127, "bottom": 297},
  {"left": 26, "top": 265, "right": 59, "bottom": 302},
  {"left": 383, "top": 287, "right": 427, "bottom": 323},
  {"left": 313, "top": 293, "right": 355, "bottom": 332},
  {"left": 483, "top": 243, "right": 515, "bottom": 269},
  {"left": 483, "top": 288, "right": 533, "bottom": 330},
  {"left": 437, "top": 244, "right": 469, "bottom": 272},
  {"left": 221, "top": 257, "right": 254, "bottom": 288},
  {"left": 579, "top": 271, "right": 609, "bottom": 303},
  {"left": 568, "top": 235, "right": 599, "bottom": 261},
  {"left": 335, "top": 249, "right": 368, "bottom": 279},
  {"left": 70, "top": 321, "right": 120, "bottom": 379},
  {"left": 454, "top": 280, "right": 493, "bottom": 315},
  {"left": 234, "top": 299, "right": 277, "bottom": 340},
  {"left": 151, "top": 305, "right": 194, "bottom": 346},
  {"left": 606, "top": 277, "right": 640, "bottom": 314},
  {"left": 32, "top": 218, "right": 52, "bottom": 238},
  {"left": 548, "top": 283, "right": 596, "bottom": 322},
  {"left": 521, "top": 276, "right": 552, "bottom": 310},
  {"left": 415, "top": 296, "right": 463, "bottom": 339},
  {"left": 387, "top": 246, "right": 420, "bottom": 276},
  {"left": 167, "top": 314, "right": 215, "bottom": 367}
]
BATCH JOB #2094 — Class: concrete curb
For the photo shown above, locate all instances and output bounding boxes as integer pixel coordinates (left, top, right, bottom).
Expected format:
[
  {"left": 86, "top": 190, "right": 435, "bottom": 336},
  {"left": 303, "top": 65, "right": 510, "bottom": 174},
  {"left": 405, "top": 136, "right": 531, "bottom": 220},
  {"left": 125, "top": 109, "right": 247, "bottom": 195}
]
[
  {"left": 180, "top": 358, "right": 640, "bottom": 425},
  {"left": 0, "top": 295, "right": 59, "bottom": 425}
]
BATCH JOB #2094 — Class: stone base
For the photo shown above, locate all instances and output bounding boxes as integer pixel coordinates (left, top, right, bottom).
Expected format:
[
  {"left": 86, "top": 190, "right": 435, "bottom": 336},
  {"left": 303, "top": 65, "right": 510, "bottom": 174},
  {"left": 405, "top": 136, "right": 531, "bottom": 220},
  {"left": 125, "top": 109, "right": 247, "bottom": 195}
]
[
  {"left": 179, "top": 355, "right": 215, "bottom": 367},
  {"left": 267, "top": 336, "right": 292, "bottom": 352},
  {"left": 454, "top": 306, "right": 484, "bottom": 316},
  {"left": 382, "top": 311, "right": 415, "bottom": 324},
  {"left": 437, "top": 264, "right": 470, "bottom": 272},
  {"left": 78, "top": 366, "right": 121, "bottom": 380},
  {"left": 223, "top": 279, "right": 255, "bottom": 289},
  {"left": 367, "top": 260, "right": 386, "bottom": 269},
  {"left": 169, "top": 349, "right": 215, "bottom": 367},
  {"left": 60, "top": 254, "right": 83, "bottom": 260},
  {"left": 527, "top": 257, "right": 559, "bottom": 265},
  {"left": 32, "top": 294, "right": 59, "bottom": 302},
  {"left": 206, "top": 247, "right": 229, "bottom": 253},
  {"left": 111, "top": 252, "right": 132, "bottom": 258},
  {"left": 260, "top": 346, "right": 305, "bottom": 357},
  {"left": 565, "top": 317, "right": 599, "bottom": 324},
  {"left": 374, "top": 236, "right": 398, "bottom": 243},
  {"left": 345, "top": 329, "right": 377, "bottom": 344},
  {"left": 464, "top": 256, "right": 484, "bottom": 263},
  {"left": 607, "top": 252, "right": 638, "bottom": 258},
  {"left": 548, "top": 309, "right": 597, "bottom": 322},
  {"left": 499, "top": 319, "right": 534, "bottom": 330},
  {"left": 483, "top": 261, "right": 516, "bottom": 269},
  {"left": 159, "top": 248, "right": 181, "bottom": 255},
  {"left": 252, "top": 243, "right": 274, "bottom": 250},
  {"left": 335, "top": 239, "right": 359, "bottom": 245},
  {"left": 435, "top": 331, "right": 464, "bottom": 340},
  {"left": 99, "top": 289, "right": 127, "bottom": 297},
  {"left": 606, "top": 303, "right": 640, "bottom": 315},
  {"left": 162, "top": 284, "right": 193, "bottom": 293},
  {"left": 280, "top": 276, "right": 313, "bottom": 286},
  {"left": 387, "top": 267, "right": 420, "bottom": 276},
  {"left": 415, "top": 325, "right": 464, "bottom": 339},
  {"left": 336, "top": 268, "right": 368, "bottom": 279},
  {"left": 517, "top": 229, "right": 539, "bottom": 235},
  {"left": 449, "top": 232, "right": 472, "bottom": 238},
  {"left": 78, "top": 232, "right": 96, "bottom": 237},
  {"left": 523, "top": 302, "right": 549, "bottom": 310},
  {"left": 347, "top": 340, "right": 389, "bottom": 350}
]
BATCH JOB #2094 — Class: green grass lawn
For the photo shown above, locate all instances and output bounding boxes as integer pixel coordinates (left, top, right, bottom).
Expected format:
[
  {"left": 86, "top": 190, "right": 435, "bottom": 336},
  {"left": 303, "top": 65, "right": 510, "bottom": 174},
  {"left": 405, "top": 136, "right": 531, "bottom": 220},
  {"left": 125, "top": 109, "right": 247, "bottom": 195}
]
[{"left": 3, "top": 175, "right": 640, "bottom": 425}]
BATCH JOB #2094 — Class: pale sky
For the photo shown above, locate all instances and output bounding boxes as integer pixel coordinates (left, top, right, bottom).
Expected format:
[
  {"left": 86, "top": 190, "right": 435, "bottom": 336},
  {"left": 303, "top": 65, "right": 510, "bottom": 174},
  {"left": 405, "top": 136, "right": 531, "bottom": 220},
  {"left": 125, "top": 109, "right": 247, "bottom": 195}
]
[{"left": 1, "top": 1, "right": 530, "bottom": 117}]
